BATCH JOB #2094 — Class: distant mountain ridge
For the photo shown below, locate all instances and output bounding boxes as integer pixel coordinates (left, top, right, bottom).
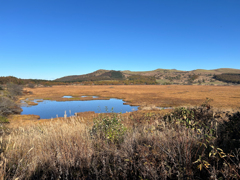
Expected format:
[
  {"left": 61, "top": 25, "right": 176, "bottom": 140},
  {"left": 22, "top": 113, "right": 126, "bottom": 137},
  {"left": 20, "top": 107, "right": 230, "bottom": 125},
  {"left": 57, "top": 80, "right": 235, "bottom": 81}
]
[
  {"left": 1, "top": 68, "right": 240, "bottom": 85},
  {"left": 55, "top": 68, "right": 240, "bottom": 83}
]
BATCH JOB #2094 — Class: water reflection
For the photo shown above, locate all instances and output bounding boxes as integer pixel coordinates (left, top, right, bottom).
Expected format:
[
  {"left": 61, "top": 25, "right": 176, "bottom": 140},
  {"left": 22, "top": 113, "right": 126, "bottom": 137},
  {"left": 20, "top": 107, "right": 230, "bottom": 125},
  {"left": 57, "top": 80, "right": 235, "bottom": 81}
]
[
  {"left": 81, "top": 95, "right": 99, "bottom": 98},
  {"left": 21, "top": 99, "right": 138, "bottom": 119},
  {"left": 62, "top": 96, "right": 73, "bottom": 98}
]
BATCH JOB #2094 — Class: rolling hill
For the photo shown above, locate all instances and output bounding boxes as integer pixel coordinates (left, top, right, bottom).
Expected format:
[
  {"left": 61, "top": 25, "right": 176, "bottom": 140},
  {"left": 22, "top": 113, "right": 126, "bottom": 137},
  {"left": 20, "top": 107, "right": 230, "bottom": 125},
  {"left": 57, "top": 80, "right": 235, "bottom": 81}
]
[
  {"left": 54, "top": 68, "right": 240, "bottom": 85},
  {"left": 55, "top": 70, "right": 124, "bottom": 82},
  {"left": 1, "top": 68, "right": 240, "bottom": 86}
]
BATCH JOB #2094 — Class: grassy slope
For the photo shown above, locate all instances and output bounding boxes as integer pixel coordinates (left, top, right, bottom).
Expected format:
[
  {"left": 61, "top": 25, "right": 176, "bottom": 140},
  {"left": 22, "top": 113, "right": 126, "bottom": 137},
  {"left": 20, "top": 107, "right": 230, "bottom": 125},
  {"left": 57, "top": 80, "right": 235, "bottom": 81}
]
[
  {"left": 122, "top": 68, "right": 184, "bottom": 75},
  {"left": 124, "top": 68, "right": 240, "bottom": 75},
  {"left": 192, "top": 68, "right": 240, "bottom": 74},
  {"left": 55, "top": 69, "right": 111, "bottom": 81},
  {"left": 51, "top": 68, "right": 240, "bottom": 86},
  {"left": 55, "top": 68, "right": 240, "bottom": 82}
]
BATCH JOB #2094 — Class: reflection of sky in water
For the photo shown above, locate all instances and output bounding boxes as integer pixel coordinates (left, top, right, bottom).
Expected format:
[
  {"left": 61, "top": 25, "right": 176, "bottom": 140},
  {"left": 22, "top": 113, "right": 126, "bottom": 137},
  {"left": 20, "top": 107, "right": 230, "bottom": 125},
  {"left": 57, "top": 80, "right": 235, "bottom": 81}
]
[
  {"left": 21, "top": 99, "right": 138, "bottom": 119},
  {"left": 81, "top": 96, "right": 99, "bottom": 98},
  {"left": 62, "top": 96, "right": 73, "bottom": 98}
]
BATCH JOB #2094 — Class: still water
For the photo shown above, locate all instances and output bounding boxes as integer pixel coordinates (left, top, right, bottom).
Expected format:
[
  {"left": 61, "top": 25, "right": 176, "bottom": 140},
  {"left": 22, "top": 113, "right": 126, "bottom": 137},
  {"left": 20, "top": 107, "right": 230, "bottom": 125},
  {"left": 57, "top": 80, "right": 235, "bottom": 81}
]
[{"left": 21, "top": 99, "right": 138, "bottom": 119}]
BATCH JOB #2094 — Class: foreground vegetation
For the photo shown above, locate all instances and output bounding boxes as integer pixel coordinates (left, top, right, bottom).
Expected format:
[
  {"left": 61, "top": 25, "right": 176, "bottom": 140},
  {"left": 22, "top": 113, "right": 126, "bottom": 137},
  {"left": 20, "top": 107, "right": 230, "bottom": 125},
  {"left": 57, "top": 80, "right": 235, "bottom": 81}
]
[
  {"left": 1, "top": 103, "right": 240, "bottom": 179},
  {"left": 0, "top": 83, "right": 23, "bottom": 125}
]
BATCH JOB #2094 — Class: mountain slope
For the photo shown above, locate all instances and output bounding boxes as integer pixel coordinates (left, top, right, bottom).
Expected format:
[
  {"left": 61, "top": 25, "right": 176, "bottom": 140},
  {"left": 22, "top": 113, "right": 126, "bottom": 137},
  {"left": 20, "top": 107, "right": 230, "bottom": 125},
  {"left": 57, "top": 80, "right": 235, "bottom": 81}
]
[
  {"left": 55, "top": 70, "right": 124, "bottom": 82},
  {"left": 54, "top": 68, "right": 240, "bottom": 85}
]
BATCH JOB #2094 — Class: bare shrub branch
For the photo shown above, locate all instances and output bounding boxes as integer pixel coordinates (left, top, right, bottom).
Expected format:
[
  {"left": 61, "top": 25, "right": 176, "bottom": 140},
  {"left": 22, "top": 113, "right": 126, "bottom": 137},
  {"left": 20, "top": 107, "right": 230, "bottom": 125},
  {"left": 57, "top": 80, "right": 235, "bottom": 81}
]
[
  {"left": 0, "top": 97, "right": 21, "bottom": 116},
  {"left": 6, "top": 83, "right": 23, "bottom": 99}
]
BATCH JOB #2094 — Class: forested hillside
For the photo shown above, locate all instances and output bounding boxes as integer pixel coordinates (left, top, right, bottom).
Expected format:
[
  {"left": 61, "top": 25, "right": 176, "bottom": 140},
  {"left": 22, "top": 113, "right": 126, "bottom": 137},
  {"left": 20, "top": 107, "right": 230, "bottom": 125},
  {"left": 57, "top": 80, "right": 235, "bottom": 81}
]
[
  {"left": 0, "top": 76, "right": 66, "bottom": 86},
  {"left": 213, "top": 73, "right": 240, "bottom": 84}
]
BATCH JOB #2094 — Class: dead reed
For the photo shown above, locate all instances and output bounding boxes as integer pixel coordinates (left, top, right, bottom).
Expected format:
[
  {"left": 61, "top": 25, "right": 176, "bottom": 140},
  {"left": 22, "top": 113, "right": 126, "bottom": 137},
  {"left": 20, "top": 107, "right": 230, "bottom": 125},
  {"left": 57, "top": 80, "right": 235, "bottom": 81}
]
[{"left": 1, "top": 107, "right": 240, "bottom": 179}]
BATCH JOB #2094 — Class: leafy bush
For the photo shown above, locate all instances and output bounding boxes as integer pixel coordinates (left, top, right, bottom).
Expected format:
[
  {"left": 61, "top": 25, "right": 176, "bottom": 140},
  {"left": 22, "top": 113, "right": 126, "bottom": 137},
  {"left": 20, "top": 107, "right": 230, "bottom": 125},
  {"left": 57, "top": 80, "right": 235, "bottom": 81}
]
[
  {"left": 91, "top": 113, "right": 127, "bottom": 144},
  {"left": 163, "top": 106, "right": 216, "bottom": 132},
  {"left": 0, "top": 116, "right": 9, "bottom": 123},
  {"left": 217, "top": 112, "right": 240, "bottom": 153},
  {"left": 163, "top": 105, "right": 240, "bottom": 179}
]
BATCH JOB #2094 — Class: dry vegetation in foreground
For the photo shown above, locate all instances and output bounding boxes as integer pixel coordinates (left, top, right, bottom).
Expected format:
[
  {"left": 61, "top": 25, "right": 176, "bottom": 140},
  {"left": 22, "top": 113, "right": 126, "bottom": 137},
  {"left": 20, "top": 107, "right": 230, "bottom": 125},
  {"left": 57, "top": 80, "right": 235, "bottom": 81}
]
[
  {"left": 1, "top": 104, "right": 240, "bottom": 179},
  {"left": 1, "top": 84, "right": 240, "bottom": 179},
  {"left": 23, "top": 85, "right": 240, "bottom": 110}
]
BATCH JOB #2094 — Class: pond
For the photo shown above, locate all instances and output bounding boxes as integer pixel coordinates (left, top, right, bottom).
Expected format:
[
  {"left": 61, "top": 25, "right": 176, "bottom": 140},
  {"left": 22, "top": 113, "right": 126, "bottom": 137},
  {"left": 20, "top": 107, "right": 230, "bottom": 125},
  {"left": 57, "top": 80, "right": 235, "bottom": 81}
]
[{"left": 21, "top": 98, "right": 138, "bottom": 119}]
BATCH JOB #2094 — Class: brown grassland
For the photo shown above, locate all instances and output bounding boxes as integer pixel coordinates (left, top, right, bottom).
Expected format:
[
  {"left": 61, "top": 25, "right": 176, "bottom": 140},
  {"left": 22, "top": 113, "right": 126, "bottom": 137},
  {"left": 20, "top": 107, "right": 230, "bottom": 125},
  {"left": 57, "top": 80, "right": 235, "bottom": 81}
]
[
  {"left": 8, "top": 84, "right": 240, "bottom": 128},
  {"left": 23, "top": 85, "right": 240, "bottom": 110},
  {"left": 2, "top": 84, "right": 240, "bottom": 179}
]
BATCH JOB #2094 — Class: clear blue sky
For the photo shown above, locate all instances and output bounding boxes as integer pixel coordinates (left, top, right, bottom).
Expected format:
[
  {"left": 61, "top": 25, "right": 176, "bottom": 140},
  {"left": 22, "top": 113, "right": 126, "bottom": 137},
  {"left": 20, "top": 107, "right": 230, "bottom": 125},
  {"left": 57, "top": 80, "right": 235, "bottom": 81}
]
[{"left": 1, "top": 0, "right": 239, "bottom": 80}]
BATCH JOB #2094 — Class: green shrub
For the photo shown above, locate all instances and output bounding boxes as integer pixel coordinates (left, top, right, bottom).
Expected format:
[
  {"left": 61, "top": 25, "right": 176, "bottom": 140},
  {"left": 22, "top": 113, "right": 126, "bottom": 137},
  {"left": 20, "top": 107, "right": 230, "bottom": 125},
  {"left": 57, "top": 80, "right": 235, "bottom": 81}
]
[
  {"left": 163, "top": 105, "right": 216, "bottom": 132},
  {"left": 91, "top": 113, "right": 127, "bottom": 144},
  {"left": 0, "top": 116, "right": 9, "bottom": 123}
]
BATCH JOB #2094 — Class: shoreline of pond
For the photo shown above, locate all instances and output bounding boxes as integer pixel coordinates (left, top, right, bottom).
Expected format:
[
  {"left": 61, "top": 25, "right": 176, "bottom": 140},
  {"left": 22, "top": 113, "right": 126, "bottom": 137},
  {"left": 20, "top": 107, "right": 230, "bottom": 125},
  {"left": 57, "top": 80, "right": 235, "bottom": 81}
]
[{"left": 20, "top": 98, "right": 140, "bottom": 119}]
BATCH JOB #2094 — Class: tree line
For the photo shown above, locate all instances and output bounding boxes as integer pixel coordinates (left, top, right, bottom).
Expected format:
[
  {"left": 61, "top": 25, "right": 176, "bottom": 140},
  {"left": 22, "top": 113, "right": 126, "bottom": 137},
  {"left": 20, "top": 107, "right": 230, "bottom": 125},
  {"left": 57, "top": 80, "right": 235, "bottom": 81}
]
[
  {"left": 78, "top": 75, "right": 157, "bottom": 85},
  {"left": 213, "top": 73, "right": 240, "bottom": 84},
  {"left": 0, "top": 76, "right": 68, "bottom": 86},
  {"left": 0, "top": 74, "right": 157, "bottom": 86}
]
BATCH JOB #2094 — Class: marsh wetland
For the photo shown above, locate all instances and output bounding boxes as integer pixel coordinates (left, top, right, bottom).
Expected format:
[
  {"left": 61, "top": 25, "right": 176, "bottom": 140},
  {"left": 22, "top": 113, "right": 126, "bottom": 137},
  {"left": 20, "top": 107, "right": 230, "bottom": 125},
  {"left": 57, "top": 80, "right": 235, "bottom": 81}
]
[
  {"left": 1, "top": 84, "right": 240, "bottom": 179},
  {"left": 21, "top": 98, "right": 138, "bottom": 119}
]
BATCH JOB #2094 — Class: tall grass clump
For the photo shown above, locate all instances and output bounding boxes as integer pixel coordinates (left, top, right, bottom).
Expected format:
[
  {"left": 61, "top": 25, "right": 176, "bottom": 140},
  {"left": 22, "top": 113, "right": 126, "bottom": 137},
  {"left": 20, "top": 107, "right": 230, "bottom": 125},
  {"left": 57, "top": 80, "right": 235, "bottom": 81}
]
[
  {"left": 0, "top": 104, "right": 240, "bottom": 179},
  {"left": 91, "top": 113, "right": 127, "bottom": 144},
  {"left": 1, "top": 117, "right": 93, "bottom": 179}
]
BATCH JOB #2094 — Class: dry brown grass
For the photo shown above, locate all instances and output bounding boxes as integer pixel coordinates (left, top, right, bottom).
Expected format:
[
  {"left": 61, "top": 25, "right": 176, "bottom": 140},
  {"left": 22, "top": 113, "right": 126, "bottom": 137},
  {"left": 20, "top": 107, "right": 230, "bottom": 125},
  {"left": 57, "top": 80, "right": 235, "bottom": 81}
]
[
  {"left": 2, "top": 108, "right": 240, "bottom": 179},
  {"left": 0, "top": 114, "right": 205, "bottom": 179},
  {"left": 8, "top": 85, "right": 239, "bottom": 128},
  {"left": 26, "top": 101, "right": 38, "bottom": 106},
  {"left": 2, "top": 117, "right": 93, "bottom": 179},
  {"left": 7, "top": 115, "right": 40, "bottom": 129},
  {"left": 6, "top": 109, "right": 172, "bottom": 129},
  {"left": 23, "top": 85, "right": 240, "bottom": 109}
]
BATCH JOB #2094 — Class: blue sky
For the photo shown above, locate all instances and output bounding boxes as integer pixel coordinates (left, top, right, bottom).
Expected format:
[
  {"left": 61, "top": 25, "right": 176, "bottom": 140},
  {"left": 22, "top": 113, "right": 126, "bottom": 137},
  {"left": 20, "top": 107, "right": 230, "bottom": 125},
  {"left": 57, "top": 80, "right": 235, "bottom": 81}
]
[{"left": 1, "top": 0, "right": 239, "bottom": 80}]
